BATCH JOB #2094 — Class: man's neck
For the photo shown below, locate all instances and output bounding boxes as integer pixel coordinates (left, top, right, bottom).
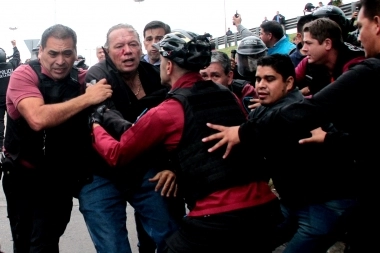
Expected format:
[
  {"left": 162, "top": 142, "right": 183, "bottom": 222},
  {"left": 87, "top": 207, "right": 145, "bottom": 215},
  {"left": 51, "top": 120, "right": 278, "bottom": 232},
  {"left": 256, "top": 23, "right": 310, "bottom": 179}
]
[
  {"left": 121, "top": 70, "right": 138, "bottom": 83},
  {"left": 325, "top": 49, "right": 339, "bottom": 74},
  {"left": 149, "top": 59, "right": 159, "bottom": 65}
]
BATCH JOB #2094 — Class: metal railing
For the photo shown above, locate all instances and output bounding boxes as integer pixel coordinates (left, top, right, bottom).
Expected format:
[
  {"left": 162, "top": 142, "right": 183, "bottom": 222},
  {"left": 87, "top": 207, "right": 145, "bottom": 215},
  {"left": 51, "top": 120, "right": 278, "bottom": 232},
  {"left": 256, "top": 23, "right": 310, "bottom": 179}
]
[{"left": 211, "top": 1, "right": 358, "bottom": 49}]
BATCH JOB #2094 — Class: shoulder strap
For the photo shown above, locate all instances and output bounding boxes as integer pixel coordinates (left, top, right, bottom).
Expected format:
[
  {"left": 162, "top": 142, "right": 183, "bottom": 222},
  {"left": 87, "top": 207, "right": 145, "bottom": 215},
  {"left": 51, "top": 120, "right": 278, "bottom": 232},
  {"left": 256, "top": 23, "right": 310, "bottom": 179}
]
[{"left": 28, "top": 60, "right": 79, "bottom": 84}]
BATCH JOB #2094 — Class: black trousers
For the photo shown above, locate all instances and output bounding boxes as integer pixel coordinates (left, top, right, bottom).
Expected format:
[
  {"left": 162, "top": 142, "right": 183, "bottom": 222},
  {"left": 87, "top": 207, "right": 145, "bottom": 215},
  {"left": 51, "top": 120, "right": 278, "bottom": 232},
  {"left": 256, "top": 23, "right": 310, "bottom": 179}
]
[
  {"left": 165, "top": 199, "right": 283, "bottom": 253},
  {"left": 2, "top": 162, "right": 73, "bottom": 253},
  {"left": 0, "top": 103, "right": 6, "bottom": 148}
]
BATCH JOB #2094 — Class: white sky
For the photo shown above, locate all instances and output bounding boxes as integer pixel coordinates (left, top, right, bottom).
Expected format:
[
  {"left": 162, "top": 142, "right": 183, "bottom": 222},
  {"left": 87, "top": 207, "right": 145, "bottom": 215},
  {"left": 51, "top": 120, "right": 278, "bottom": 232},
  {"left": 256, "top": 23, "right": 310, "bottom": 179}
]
[{"left": 1, "top": 0, "right": 356, "bottom": 66}]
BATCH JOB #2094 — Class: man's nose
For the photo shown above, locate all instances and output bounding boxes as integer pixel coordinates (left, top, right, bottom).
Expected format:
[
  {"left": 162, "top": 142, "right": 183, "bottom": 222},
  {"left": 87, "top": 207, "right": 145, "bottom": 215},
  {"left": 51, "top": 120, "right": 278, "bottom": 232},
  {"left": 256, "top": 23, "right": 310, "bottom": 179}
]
[
  {"left": 256, "top": 80, "right": 265, "bottom": 88},
  {"left": 122, "top": 45, "right": 132, "bottom": 54},
  {"left": 55, "top": 54, "right": 65, "bottom": 64}
]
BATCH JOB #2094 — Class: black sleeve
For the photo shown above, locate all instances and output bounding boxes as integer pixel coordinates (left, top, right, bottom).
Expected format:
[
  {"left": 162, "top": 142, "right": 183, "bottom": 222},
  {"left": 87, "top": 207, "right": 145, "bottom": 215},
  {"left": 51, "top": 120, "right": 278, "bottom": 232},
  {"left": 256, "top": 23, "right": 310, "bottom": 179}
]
[
  {"left": 238, "top": 61, "right": 372, "bottom": 145},
  {"left": 9, "top": 46, "right": 20, "bottom": 69},
  {"left": 102, "top": 109, "right": 132, "bottom": 140},
  {"left": 85, "top": 63, "right": 116, "bottom": 110},
  {"left": 85, "top": 64, "right": 109, "bottom": 83}
]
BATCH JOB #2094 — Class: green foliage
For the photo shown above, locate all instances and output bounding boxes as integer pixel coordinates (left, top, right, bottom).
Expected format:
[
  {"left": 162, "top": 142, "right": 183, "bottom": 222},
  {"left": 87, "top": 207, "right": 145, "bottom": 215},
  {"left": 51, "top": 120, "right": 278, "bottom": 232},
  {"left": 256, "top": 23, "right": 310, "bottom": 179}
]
[
  {"left": 219, "top": 46, "right": 237, "bottom": 57},
  {"left": 332, "top": 0, "right": 343, "bottom": 6}
]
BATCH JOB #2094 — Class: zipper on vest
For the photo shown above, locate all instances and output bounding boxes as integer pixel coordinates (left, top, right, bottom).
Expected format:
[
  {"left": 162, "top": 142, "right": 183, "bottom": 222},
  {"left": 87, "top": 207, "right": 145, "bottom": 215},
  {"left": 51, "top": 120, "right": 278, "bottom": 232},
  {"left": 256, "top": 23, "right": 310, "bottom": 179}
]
[{"left": 43, "top": 130, "right": 46, "bottom": 155}]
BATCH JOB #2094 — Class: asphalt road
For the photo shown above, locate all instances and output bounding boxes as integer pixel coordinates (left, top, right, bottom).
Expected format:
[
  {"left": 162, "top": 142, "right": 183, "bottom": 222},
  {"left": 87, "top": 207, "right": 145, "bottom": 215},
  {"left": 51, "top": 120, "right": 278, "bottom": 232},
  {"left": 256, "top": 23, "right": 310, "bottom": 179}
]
[{"left": 0, "top": 180, "right": 139, "bottom": 253}]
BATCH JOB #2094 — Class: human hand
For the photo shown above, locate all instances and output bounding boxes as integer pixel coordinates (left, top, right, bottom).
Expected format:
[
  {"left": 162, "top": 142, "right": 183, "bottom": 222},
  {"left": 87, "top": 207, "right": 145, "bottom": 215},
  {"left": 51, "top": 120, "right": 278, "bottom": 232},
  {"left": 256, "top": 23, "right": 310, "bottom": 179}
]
[
  {"left": 230, "top": 58, "right": 236, "bottom": 70},
  {"left": 202, "top": 123, "right": 240, "bottom": 158},
  {"left": 248, "top": 98, "right": 261, "bottom": 110},
  {"left": 352, "top": 11, "right": 358, "bottom": 19},
  {"left": 232, "top": 14, "right": 242, "bottom": 26},
  {"left": 299, "top": 127, "right": 326, "bottom": 144},
  {"left": 85, "top": 78, "right": 112, "bottom": 105},
  {"left": 300, "top": 86, "right": 310, "bottom": 96},
  {"left": 149, "top": 170, "right": 177, "bottom": 197},
  {"left": 11, "top": 40, "right": 16, "bottom": 47}
]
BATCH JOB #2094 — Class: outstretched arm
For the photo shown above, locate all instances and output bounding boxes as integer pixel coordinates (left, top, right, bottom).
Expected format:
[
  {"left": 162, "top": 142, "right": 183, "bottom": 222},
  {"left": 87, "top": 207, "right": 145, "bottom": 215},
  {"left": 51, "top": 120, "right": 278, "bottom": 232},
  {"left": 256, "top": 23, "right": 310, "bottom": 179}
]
[{"left": 202, "top": 123, "right": 240, "bottom": 158}]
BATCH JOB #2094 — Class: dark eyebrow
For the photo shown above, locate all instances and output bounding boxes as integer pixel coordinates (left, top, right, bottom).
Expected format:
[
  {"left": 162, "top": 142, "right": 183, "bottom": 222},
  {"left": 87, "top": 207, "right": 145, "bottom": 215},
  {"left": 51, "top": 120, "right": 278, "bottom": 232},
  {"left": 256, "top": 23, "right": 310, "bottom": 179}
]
[{"left": 48, "top": 49, "right": 74, "bottom": 54}]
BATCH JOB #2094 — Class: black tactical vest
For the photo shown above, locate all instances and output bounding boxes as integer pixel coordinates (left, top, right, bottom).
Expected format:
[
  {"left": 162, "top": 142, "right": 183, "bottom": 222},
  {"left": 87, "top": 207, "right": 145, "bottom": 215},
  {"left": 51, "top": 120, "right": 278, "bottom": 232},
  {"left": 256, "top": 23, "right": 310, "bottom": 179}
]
[
  {"left": 168, "top": 80, "right": 260, "bottom": 206},
  {"left": 4, "top": 60, "right": 92, "bottom": 170}
]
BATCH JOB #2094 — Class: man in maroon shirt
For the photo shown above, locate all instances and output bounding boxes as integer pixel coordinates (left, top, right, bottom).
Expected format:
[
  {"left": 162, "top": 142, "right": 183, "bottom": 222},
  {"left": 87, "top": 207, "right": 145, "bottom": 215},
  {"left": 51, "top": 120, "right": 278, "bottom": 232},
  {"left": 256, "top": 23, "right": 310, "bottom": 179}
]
[{"left": 90, "top": 29, "right": 281, "bottom": 253}]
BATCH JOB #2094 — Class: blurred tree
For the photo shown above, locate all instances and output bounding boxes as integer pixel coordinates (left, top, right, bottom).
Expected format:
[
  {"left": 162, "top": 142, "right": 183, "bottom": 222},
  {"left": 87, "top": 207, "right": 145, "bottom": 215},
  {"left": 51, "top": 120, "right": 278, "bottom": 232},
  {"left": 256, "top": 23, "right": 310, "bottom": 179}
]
[{"left": 332, "top": 0, "right": 343, "bottom": 6}]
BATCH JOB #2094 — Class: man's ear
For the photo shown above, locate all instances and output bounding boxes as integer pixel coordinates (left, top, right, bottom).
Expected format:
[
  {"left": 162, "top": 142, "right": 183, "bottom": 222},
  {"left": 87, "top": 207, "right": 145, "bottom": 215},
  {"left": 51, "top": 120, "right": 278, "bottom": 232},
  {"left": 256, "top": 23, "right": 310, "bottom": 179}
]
[
  {"left": 374, "top": 15, "right": 380, "bottom": 35},
  {"left": 167, "top": 60, "right": 173, "bottom": 75},
  {"left": 285, "top": 76, "right": 294, "bottom": 92},
  {"left": 324, "top": 38, "right": 332, "bottom": 50},
  {"left": 227, "top": 70, "right": 234, "bottom": 85}
]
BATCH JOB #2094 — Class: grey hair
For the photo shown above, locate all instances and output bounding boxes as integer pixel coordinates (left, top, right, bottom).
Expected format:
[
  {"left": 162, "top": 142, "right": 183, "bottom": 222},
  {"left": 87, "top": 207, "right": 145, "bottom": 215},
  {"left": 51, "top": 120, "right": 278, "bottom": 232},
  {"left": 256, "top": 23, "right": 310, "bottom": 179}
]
[
  {"left": 104, "top": 23, "right": 141, "bottom": 49},
  {"left": 210, "top": 51, "right": 231, "bottom": 75}
]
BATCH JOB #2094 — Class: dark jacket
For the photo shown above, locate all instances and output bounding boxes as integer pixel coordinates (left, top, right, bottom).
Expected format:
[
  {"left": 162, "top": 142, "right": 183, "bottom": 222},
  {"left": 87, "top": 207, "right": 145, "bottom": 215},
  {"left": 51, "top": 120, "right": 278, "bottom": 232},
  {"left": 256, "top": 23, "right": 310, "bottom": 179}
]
[
  {"left": 289, "top": 42, "right": 306, "bottom": 67},
  {"left": 74, "top": 59, "right": 89, "bottom": 70},
  {"left": 0, "top": 62, "right": 13, "bottom": 100},
  {"left": 272, "top": 14, "right": 285, "bottom": 25},
  {"left": 169, "top": 81, "right": 255, "bottom": 205},
  {"left": 85, "top": 55, "right": 170, "bottom": 196},
  {"left": 240, "top": 56, "right": 380, "bottom": 200},
  {"left": 296, "top": 42, "right": 365, "bottom": 94},
  {"left": 0, "top": 47, "right": 21, "bottom": 102},
  {"left": 4, "top": 60, "right": 95, "bottom": 195},
  {"left": 248, "top": 89, "right": 356, "bottom": 206},
  {"left": 8, "top": 46, "right": 21, "bottom": 70}
]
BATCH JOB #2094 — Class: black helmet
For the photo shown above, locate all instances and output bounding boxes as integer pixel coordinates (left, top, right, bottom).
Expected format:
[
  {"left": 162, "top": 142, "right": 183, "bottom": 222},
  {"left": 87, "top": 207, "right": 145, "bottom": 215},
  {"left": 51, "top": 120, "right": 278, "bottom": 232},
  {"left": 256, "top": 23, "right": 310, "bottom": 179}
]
[
  {"left": 0, "top": 48, "right": 6, "bottom": 63},
  {"left": 236, "top": 36, "right": 267, "bottom": 78},
  {"left": 312, "top": 5, "right": 348, "bottom": 33},
  {"left": 237, "top": 36, "right": 267, "bottom": 55},
  {"left": 154, "top": 29, "right": 211, "bottom": 71}
]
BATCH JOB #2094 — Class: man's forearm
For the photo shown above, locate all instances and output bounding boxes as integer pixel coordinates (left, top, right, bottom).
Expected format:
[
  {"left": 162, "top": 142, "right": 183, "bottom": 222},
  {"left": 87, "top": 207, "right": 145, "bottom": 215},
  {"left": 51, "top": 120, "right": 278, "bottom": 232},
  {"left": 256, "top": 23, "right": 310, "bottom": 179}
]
[
  {"left": 237, "top": 24, "right": 253, "bottom": 39},
  {"left": 28, "top": 93, "right": 93, "bottom": 130}
]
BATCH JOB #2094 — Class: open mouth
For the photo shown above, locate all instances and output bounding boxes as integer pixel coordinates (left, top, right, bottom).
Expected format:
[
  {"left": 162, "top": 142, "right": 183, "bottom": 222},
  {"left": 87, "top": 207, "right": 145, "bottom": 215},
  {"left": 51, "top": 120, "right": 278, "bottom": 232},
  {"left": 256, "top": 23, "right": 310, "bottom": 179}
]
[
  {"left": 122, "top": 58, "right": 135, "bottom": 65},
  {"left": 53, "top": 68, "right": 66, "bottom": 74}
]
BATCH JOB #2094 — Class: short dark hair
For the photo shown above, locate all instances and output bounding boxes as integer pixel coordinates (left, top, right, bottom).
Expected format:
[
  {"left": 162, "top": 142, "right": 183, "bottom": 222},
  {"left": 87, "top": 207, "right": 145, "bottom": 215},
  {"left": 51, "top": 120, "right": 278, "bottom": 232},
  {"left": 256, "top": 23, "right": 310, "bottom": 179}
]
[
  {"left": 143, "top": 21, "right": 171, "bottom": 38},
  {"left": 260, "top": 21, "right": 284, "bottom": 40},
  {"left": 360, "top": 0, "right": 380, "bottom": 20},
  {"left": 257, "top": 54, "right": 295, "bottom": 88},
  {"left": 40, "top": 24, "right": 77, "bottom": 50},
  {"left": 297, "top": 15, "right": 315, "bottom": 33},
  {"left": 303, "top": 18, "right": 343, "bottom": 49}
]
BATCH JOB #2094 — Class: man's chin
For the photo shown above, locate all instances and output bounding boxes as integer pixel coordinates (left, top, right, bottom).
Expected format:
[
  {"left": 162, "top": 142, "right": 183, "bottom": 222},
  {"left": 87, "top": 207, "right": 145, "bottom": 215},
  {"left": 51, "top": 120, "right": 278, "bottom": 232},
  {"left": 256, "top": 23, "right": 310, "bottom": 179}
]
[{"left": 149, "top": 54, "right": 160, "bottom": 62}]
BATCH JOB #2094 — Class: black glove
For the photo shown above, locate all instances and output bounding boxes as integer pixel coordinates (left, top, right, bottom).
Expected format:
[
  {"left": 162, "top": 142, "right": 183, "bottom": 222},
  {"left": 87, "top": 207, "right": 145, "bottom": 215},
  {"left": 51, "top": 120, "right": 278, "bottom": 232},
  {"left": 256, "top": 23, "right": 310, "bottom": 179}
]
[
  {"left": 102, "top": 110, "right": 133, "bottom": 140},
  {"left": 89, "top": 105, "right": 107, "bottom": 128}
]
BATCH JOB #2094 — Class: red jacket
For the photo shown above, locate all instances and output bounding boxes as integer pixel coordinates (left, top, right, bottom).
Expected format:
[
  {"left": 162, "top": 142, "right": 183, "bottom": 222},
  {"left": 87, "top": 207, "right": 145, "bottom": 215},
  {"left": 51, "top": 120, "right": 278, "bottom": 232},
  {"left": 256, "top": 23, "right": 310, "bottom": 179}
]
[{"left": 93, "top": 72, "right": 276, "bottom": 216}]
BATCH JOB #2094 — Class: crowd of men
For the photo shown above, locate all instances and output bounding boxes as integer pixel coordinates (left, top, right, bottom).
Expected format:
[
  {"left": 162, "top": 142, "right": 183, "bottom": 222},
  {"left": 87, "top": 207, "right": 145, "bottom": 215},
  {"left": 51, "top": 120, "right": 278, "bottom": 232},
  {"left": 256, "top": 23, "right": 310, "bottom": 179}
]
[{"left": 0, "top": 0, "right": 378, "bottom": 252}]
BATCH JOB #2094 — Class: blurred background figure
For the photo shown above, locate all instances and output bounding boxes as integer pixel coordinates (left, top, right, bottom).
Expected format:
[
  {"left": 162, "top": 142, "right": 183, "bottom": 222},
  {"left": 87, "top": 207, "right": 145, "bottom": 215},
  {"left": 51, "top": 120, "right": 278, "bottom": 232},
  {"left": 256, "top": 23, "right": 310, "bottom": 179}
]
[
  {"left": 96, "top": 46, "right": 106, "bottom": 62},
  {"left": 304, "top": 3, "right": 316, "bottom": 15},
  {"left": 75, "top": 55, "right": 89, "bottom": 69},
  {"left": 0, "top": 40, "right": 20, "bottom": 149}
]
